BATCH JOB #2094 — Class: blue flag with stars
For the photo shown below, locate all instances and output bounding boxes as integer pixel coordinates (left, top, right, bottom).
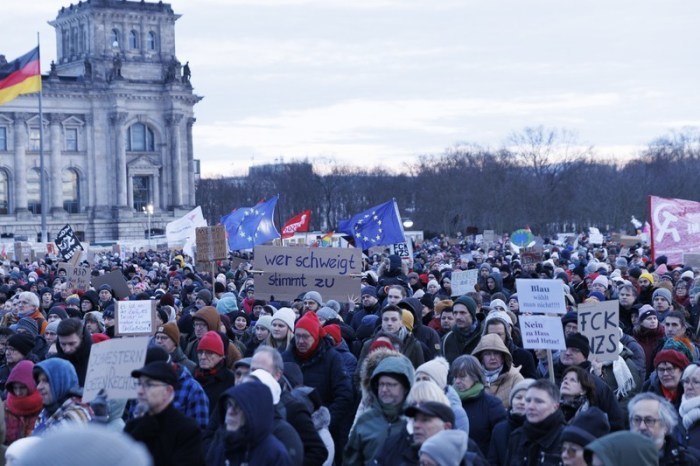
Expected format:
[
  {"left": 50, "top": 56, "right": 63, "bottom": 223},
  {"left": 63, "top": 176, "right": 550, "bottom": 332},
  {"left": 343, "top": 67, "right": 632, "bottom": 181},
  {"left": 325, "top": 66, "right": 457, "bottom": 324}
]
[
  {"left": 338, "top": 199, "right": 405, "bottom": 250},
  {"left": 221, "top": 196, "right": 280, "bottom": 250}
]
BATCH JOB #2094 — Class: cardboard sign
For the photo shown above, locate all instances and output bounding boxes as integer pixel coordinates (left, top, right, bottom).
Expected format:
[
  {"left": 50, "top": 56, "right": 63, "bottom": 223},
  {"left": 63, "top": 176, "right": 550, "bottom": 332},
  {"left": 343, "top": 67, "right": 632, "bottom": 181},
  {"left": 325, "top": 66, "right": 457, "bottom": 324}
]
[
  {"left": 55, "top": 224, "right": 84, "bottom": 261},
  {"left": 57, "top": 262, "right": 91, "bottom": 291},
  {"left": 520, "top": 251, "right": 543, "bottom": 266},
  {"left": 611, "top": 233, "right": 640, "bottom": 247},
  {"left": 253, "top": 245, "right": 362, "bottom": 301},
  {"left": 115, "top": 300, "right": 157, "bottom": 336},
  {"left": 577, "top": 300, "right": 620, "bottom": 362},
  {"left": 483, "top": 230, "right": 496, "bottom": 243},
  {"left": 519, "top": 315, "right": 567, "bottom": 350},
  {"left": 91, "top": 270, "right": 131, "bottom": 300},
  {"left": 196, "top": 225, "right": 228, "bottom": 262},
  {"left": 516, "top": 278, "right": 567, "bottom": 315},
  {"left": 82, "top": 336, "right": 149, "bottom": 402},
  {"left": 451, "top": 269, "right": 478, "bottom": 296}
]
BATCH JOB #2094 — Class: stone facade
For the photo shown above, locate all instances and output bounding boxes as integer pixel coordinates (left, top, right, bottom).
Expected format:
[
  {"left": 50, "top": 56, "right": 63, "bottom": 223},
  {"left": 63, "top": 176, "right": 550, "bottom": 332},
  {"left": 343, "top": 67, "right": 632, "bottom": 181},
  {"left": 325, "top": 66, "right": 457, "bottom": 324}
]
[{"left": 0, "top": 0, "right": 200, "bottom": 242}]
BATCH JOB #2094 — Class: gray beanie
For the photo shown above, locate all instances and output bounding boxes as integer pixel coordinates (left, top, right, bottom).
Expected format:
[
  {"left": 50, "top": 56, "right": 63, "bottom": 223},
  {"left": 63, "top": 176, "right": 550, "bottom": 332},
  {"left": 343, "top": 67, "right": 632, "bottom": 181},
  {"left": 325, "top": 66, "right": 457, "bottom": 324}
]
[
  {"left": 652, "top": 287, "right": 673, "bottom": 305},
  {"left": 46, "top": 320, "right": 60, "bottom": 334},
  {"left": 419, "top": 430, "right": 468, "bottom": 466},
  {"left": 316, "top": 306, "right": 339, "bottom": 323},
  {"left": 325, "top": 299, "right": 341, "bottom": 313},
  {"left": 303, "top": 291, "right": 323, "bottom": 306}
]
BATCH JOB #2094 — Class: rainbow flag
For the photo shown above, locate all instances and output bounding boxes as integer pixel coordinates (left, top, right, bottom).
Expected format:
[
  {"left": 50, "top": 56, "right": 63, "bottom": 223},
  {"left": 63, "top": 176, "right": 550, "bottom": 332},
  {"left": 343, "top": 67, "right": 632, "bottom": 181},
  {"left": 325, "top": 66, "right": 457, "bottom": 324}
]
[
  {"left": 0, "top": 47, "right": 41, "bottom": 105},
  {"left": 320, "top": 231, "right": 334, "bottom": 247}
]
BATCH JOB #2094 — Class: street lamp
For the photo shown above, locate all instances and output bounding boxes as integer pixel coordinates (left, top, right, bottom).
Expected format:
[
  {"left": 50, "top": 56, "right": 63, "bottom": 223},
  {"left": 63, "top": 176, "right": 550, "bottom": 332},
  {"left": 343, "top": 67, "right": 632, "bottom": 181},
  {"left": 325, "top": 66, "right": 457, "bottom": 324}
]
[
  {"left": 143, "top": 203, "right": 154, "bottom": 249},
  {"left": 402, "top": 218, "right": 414, "bottom": 229}
]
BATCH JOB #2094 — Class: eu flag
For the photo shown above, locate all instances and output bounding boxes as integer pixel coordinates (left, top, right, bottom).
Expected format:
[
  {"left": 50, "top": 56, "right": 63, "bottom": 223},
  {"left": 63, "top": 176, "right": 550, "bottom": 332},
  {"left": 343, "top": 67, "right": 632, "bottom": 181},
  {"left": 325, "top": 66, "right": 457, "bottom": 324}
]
[
  {"left": 221, "top": 196, "right": 280, "bottom": 250},
  {"left": 338, "top": 200, "right": 405, "bottom": 250}
]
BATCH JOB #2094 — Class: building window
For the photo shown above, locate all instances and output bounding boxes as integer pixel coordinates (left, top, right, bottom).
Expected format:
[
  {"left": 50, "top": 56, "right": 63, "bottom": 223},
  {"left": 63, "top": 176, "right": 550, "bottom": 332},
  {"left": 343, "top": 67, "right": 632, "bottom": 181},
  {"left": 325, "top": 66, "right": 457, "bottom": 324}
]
[
  {"left": 127, "top": 123, "right": 155, "bottom": 152},
  {"left": 0, "top": 170, "right": 8, "bottom": 214},
  {"left": 147, "top": 32, "right": 157, "bottom": 50},
  {"left": 29, "top": 128, "right": 43, "bottom": 151},
  {"left": 132, "top": 175, "right": 151, "bottom": 211},
  {"left": 0, "top": 128, "right": 6, "bottom": 151},
  {"left": 65, "top": 128, "right": 78, "bottom": 151},
  {"left": 63, "top": 169, "right": 80, "bottom": 213},
  {"left": 129, "top": 30, "right": 139, "bottom": 49},
  {"left": 27, "top": 169, "right": 42, "bottom": 215},
  {"left": 111, "top": 29, "right": 120, "bottom": 47}
]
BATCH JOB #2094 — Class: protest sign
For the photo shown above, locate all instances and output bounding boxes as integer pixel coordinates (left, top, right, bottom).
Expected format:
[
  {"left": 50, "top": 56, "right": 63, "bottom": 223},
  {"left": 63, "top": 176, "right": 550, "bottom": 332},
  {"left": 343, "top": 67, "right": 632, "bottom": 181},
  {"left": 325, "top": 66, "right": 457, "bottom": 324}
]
[
  {"left": 451, "top": 269, "right": 478, "bottom": 296},
  {"left": 253, "top": 246, "right": 362, "bottom": 301},
  {"left": 55, "top": 224, "right": 83, "bottom": 261},
  {"left": 516, "top": 278, "right": 567, "bottom": 314},
  {"left": 82, "top": 336, "right": 149, "bottom": 403},
  {"left": 520, "top": 251, "right": 543, "bottom": 267},
  {"left": 115, "top": 300, "right": 157, "bottom": 336},
  {"left": 91, "top": 270, "right": 131, "bottom": 300},
  {"left": 577, "top": 300, "right": 620, "bottom": 362},
  {"left": 483, "top": 230, "right": 496, "bottom": 243},
  {"left": 58, "top": 262, "right": 91, "bottom": 291},
  {"left": 196, "top": 225, "right": 228, "bottom": 262},
  {"left": 519, "top": 315, "right": 566, "bottom": 350}
]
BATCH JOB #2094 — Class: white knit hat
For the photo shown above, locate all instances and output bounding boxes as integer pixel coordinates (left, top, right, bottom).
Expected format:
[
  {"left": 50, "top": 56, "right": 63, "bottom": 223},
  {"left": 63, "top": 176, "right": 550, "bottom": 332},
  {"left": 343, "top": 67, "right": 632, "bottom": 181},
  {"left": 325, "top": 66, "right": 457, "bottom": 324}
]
[
  {"left": 416, "top": 357, "right": 450, "bottom": 389},
  {"left": 272, "top": 307, "right": 296, "bottom": 332}
]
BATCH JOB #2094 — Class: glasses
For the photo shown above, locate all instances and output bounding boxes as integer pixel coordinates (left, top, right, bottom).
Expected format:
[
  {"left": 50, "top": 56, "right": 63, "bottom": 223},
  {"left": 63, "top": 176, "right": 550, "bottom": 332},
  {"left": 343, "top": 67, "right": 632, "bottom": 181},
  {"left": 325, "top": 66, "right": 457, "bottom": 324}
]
[
  {"left": 378, "top": 381, "right": 401, "bottom": 390},
  {"left": 294, "top": 333, "right": 313, "bottom": 341},
  {"left": 631, "top": 416, "right": 659, "bottom": 427},
  {"left": 656, "top": 365, "right": 679, "bottom": 374}
]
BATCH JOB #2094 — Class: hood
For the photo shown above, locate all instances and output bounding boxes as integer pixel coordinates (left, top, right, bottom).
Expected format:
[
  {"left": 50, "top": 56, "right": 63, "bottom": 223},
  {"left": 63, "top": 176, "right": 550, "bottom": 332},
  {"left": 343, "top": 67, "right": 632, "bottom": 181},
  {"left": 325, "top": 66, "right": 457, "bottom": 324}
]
[
  {"left": 488, "top": 272, "right": 503, "bottom": 292},
  {"left": 360, "top": 347, "right": 402, "bottom": 395},
  {"left": 584, "top": 431, "right": 657, "bottom": 466},
  {"left": 370, "top": 354, "right": 415, "bottom": 397},
  {"left": 7, "top": 359, "right": 37, "bottom": 392},
  {"left": 220, "top": 381, "right": 273, "bottom": 443},
  {"left": 35, "top": 358, "right": 79, "bottom": 402},
  {"left": 388, "top": 255, "right": 403, "bottom": 274},
  {"left": 472, "top": 333, "right": 513, "bottom": 369},
  {"left": 193, "top": 306, "right": 221, "bottom": 331},
  {"left": 80, "top": 290, "right": 99, "bottom": 309},
  {"left": 398, "top": 297, "right": 423, "bottom": 326}
]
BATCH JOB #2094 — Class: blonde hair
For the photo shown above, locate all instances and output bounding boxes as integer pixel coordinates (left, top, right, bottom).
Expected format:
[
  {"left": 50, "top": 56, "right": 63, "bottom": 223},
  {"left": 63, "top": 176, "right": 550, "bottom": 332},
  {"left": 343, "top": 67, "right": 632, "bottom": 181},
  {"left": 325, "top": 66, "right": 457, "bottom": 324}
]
[{"left": 406, "top": 380, "right": 450, "bottom": 406}]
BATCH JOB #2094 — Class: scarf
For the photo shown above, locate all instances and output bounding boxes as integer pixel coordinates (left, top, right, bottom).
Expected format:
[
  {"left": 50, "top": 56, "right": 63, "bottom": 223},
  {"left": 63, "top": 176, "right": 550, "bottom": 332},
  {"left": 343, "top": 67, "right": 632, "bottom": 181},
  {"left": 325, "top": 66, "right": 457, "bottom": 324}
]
[
  {"left": 483, "top": 366, "right": 503, "bottom": 385},
  {"left": 679, "top": 395, "right": 700, "bottom": 430},
  {"left": 523, "top": 409, "right": 565, "bottom": 441},
  {"left": 456, "top": 382, "right": 484, "bottom": 401},
  {"left": 6, "top": 391, "right": 43, "bottom": 416},
  {"left": 560, "top": 395, "right": 589, "bottom": 422},
  {"left": 294, "top": 339, "right": 320, "bottom": 362},
  {"left": 194, "top": 362, "right": 222, "bottom": 381},
  {"left": 378, "top": 400, "right": 403, "bottom": 422},
  {"left": 603, "top": 342, "right": 636, "bottom": 398}
]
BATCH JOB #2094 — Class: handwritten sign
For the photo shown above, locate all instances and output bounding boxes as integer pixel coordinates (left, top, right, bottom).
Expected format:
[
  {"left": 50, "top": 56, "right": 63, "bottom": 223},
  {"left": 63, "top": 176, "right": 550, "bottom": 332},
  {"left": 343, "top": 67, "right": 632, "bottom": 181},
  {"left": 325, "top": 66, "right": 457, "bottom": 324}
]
[
  {"left": 82, "top": 336, "right": 149, "bottom": 402},
  {"left": 254, "top": 246, "right": 361, "bottom": 301},
  {"left": 196, "top": 225, "right": 228, "bottom": 262},
  {"left": 115, "top": 300, "right": 157, "bottom": 336},
  {"left": 520, "top": 251, "right": 543, "bottom": 267},
  {"left": 577, "top": 300, "right": 620, "bottom": 362},
  {"left": 519, "top": 315, "right": 566, "bottom": 350},
  {"left": 58, "top": 262, "right": 91, "bottom": 291},
  {"left": 516, "top": 278, "right": 567, "bottom": 315},
  {"left": 451, "top": 269, "right": 478, "bottom": 296}
]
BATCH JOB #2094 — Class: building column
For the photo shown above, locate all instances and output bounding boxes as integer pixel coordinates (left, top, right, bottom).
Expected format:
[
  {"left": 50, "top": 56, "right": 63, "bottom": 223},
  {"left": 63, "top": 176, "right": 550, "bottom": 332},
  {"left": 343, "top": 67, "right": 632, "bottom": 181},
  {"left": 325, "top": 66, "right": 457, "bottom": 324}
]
[
  {"left": 186, "top": 117, "right": 196, "bottom": 207},
  {"left": 166, "top": 113, "right": 183, "bottom": 209},
  {"left": 84, "top": 114, "right": 95, "bottom": 212},
  {"left": 153, "top": 172, "right": 161, "bottom": 209},
  {"left": 110, "top": 112, "right": 128, "bottom": 208},
  {"left": 49, "top": 113, "right": 65, "bottom": 214},
  {"left": 13, "top": 113, "right": 28, "bottom": 213}
]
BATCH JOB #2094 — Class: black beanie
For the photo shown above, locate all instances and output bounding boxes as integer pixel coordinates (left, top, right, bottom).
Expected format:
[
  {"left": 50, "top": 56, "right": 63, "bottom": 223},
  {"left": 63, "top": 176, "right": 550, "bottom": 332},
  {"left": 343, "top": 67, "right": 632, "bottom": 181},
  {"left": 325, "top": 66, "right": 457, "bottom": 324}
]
[
  {"left": 8, "top": 333, "right": 35, "bottom": 356},
  {"left": 561, "top": 311, "right": 578, "bottom": 326},
  {"left": 420, "top": 293, "right": 435, "bottom": 311},
  {"left": 565, "top": 333, "right": 590, "bottom": 359},
  {"left": 561, "top": 407, "right": 610, "bottom": 447}
]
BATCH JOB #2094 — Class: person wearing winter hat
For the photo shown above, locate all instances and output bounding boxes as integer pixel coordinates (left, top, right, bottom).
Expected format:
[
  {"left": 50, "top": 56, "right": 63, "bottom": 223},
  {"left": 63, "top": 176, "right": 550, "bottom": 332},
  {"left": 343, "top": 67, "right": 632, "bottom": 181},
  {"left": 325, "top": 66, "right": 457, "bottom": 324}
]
[
  {"left": 13, "top": 291, "right": 48, "bottom": 336},
  {"left": 442, "top": 295, "right": 483, "bottom": 364},
  {"left": 195, "top": 289, "right": 213, "bottom": 308},
  {"left": 561, "top": 311, "right": 579, "bottom": 336},
  {"left": 97, "top": 284, "right": 116, "bottom": 312},
  {"left": 415, "top": 357, "right": 470, "bottom": 435},
  {"left": 637, "top": 271, "right": 655, "bottom": 305},
  {"left": 419, "top": 429, "right": 469, "bottom": 466},
  {"left": 4, "top": 359, "right": 43, "bottom": 444},
  {"left": 584, "top": 431, "right": 658, "bottom": 466},
  {"left": 590, "top": 275, "right": 609, "bottom": 296},
  {"left": 316, "top": 306, "right": 340, "bottom": 325},
  {"left": 487, "top": 378, "right": 537, "bottom": 465},
  {"left": 652, "top": 287, "right": 673, "bottom": 321},
  {"left": 282, "top": 310, "right": 353, "bottom": 464},
  {"left": 154, "top": 322, "right": 196, "bottom": 374},
  {"left": 125, "top": 361, "right": 205, "bottom": 466},
  {"left": 193, "top": 331, "right": 235, "bottom": 411},
  {"left": 47, "top": 306, "right": 69, "bottom": 323},
  {"left": 268, "top": 307, "right": 296, "bottom": 353},
  {"left": 3, "top": 333, "right": 35, "bottom": 382},
  {"left": 184, "top": 305, "right": 222, "bottom": 363},
  {"left": 44, "top": 320, "right": 60, "bottom": 356},
  {"left": 83, "top": 311, "right": 105, "bottom": 335},
  {"left": 14, "top": 317, "right": 39, "bottom": 338},
  {"left": 634, "top": 304, "right": 666, "bottom": 377},
  {"left": 560, "top": 407, "right": 611, "bottom": 466},
  {"left": 350, "top": 286, "right": 381, "bottom": 331},
  {"left": 302, "top": 290, "right": 323, "bottom": 314},
  {"left": 215, "top": 293, "right": 238, "bottom": 317},
  {"left": 471, "top": 333, "right": 524, "bottom": 409},
  {"left": 643, "top": 348, "right": 689, "bottom": 408}
]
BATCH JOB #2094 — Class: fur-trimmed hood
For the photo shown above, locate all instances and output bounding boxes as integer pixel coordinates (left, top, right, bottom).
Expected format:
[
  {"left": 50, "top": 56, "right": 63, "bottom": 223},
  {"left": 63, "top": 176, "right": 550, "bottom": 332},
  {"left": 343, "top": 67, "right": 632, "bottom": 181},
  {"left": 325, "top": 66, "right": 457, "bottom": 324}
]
[{"left": 359, "top": 347, "right": 402, "bottom": 400}]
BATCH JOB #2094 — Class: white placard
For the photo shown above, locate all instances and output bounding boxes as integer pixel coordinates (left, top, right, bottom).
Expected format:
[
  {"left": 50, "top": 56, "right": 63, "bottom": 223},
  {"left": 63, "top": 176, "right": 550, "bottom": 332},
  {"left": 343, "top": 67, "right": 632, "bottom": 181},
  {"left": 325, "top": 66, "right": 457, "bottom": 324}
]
[
  {"left": 519, "top": 315, "right": 567, "bottom": 350},
  {"left": 577, "top": 300, "right": 620, "bottom": 363},
  {"left": 516, "top": 278, "right": 567, "bottom": 315},
  {"left": 115, "top": 300, "right": 156, "bottom": 336},
  {"left": 82, "top": 336, "right": 149, "bottom": 403},
  {"left": 451, "top": 269, "right": 478, "bottom": 296}
]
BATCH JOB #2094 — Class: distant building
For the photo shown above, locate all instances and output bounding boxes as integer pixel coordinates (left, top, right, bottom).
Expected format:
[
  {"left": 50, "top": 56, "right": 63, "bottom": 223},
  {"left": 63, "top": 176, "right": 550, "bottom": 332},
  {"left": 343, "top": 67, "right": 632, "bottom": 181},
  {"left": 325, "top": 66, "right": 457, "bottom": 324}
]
[{"left": 0, "top": 0, "right": 200, "bottom": 242}]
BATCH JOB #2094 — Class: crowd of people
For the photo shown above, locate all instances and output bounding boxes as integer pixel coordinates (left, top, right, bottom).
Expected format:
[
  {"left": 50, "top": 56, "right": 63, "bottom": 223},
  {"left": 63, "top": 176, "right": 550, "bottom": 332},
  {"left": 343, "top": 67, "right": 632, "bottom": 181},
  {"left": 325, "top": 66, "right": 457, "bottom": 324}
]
[{"left": 0, "top": 234, "right": 698, "bottom": 465}]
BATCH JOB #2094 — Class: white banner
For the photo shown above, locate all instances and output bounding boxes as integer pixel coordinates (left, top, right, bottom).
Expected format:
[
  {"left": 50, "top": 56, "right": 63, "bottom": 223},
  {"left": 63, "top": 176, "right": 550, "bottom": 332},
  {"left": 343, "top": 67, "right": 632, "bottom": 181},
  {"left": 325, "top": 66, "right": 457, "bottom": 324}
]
[
  {"left": 519, "top": 315, "right": 567, "bottom": 350},
  {"left": 166, "top": 206, "right": 207, "bottom": 247}
]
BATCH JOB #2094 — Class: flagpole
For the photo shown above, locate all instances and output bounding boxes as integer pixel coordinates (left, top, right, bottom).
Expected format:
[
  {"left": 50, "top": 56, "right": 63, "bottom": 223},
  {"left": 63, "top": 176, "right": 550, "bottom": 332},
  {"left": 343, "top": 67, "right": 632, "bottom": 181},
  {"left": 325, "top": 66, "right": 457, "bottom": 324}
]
[{"left": 37, "top": 32, "right": 48, "bottom": 243}]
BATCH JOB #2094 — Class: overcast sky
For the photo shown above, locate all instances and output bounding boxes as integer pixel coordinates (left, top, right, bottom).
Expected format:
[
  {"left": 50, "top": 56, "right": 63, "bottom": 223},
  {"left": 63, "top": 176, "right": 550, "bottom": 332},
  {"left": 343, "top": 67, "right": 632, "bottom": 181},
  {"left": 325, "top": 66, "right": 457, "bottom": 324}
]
[{"left": 3, "top": 1, "right": 700, "bottom": 177}]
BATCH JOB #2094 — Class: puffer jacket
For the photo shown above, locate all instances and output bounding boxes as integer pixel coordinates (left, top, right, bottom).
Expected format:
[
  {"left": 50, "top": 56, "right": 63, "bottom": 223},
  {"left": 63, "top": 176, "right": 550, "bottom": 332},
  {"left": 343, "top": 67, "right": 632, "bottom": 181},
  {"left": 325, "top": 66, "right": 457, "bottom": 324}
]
[{"left": 472, "top": 334, "right": 524, "bottom": 409}]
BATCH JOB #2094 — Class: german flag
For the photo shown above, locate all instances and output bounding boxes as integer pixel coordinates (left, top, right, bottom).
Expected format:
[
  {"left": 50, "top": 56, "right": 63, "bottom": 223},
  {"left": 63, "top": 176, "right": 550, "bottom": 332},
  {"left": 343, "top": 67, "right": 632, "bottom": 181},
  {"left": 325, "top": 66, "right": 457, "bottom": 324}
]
[{"left": 0, "top": 47, "right": 41, "bottom": 105}]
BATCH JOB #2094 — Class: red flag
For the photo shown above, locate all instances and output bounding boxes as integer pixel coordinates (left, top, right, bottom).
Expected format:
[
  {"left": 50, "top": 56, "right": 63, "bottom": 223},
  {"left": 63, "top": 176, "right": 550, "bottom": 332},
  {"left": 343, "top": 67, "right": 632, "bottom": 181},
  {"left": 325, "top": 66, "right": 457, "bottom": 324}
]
[
  {"left": 281, "top": 210, "right": 311, "bottom": 239},
  {"left": 649, "top": 195, "right": 700, "bottom": 264}
]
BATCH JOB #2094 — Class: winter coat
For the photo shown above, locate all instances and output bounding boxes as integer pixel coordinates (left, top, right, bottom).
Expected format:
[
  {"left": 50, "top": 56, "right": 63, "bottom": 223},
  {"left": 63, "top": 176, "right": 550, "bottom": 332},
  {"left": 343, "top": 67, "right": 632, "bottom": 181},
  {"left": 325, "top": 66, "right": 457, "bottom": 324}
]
[
  {"left": 352, "top": 348, "right": 403, "bottom": 426},
  {"left": 680, "top": 394, "right": 700, "bottom": 450},
  {"left": 634, "top": 324, "right": 666, "bottom": 376},
  {"left": 193, "top": 361, "right": 236, "bottom": 413},
  {"left": 446, "top": 385, "right": 470, "bottom": 436},
  {"left": 399, "top": 297, "right": 442, "bottom": 360},
  {"left": 311, "top": 406, "right": 334, "bottom": 466},
  {"left": 488, "top": 412, "right": 526, "bottom": 466},
  {"left": 280, "top": 389, "right": 329, "bottom": 466},
  {"left": 358, "top": 330, "right": 424, "bottom": 370},
  {"left": 442, "top": 320, "right": 484, "bottom": 365},
  {"left": 598, "top": 344, "right": 642, "bottom": 412},
  {"left": 472, "top": 334, "right": 524, "bottom": 409},
  {"left": 460, "top": 385, "right": 507, "bottom": 456},
  {"left": 585, "top": 431, "right": 658, "bottom": 466},
  {"left": 642, "top": 372, "right": 685, "bottom": 410},
  {"left": 3, "top": 360, "right": 42, "bottom": 445},
  {"left": 620, "top": 332, "right": 647, "bottom": 380},
  {"left": 205, "top": 381, "right": 292, "bottom": 466},
  {"left": 659, "top": 434, "right": 700, "bottom": 466},
  {"left": 343, "top": 355, "right": 414, "bottom": 465},
  {"left": 54, "top": 324, "right": 92, "bottom": 387},
  {"left": 504, "top": 410, "right": 565, "bottom": 466},
  {"left": 124, "top": 402, "right": 205, "bottom": 466}
]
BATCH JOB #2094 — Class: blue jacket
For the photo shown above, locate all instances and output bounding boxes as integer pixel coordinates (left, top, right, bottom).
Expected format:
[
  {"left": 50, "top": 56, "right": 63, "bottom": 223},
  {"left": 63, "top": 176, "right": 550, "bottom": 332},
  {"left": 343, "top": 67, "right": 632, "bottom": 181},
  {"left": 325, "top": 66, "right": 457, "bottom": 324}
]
[
  {"left": 205, "top": 381, "right": 292, "bottom": 466},
  {"left": 460, "top": 386, "right": 507, "bottom": 456}
]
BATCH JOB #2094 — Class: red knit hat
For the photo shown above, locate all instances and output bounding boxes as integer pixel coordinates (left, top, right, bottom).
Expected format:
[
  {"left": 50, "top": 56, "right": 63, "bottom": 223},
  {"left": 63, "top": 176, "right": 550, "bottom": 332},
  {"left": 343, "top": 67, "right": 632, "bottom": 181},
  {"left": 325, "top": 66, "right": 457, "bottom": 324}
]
[
  {"left": 324, "top": 324, "right": 341, "bottom": 346},
  {"left": 91, "top": 333, "right": 110, "bottom": 344},
  {"left": 654, "top": 349, "right": 689, "bottom": 370},
  {"left": 295, "top": 311, "right": 324, "bottom": 341},
  {"left": 197, "top": 330, "right": 224, "bottom": 356},
  {"left": 369, "top": 339, "right": 395, "bottom": 353}
]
